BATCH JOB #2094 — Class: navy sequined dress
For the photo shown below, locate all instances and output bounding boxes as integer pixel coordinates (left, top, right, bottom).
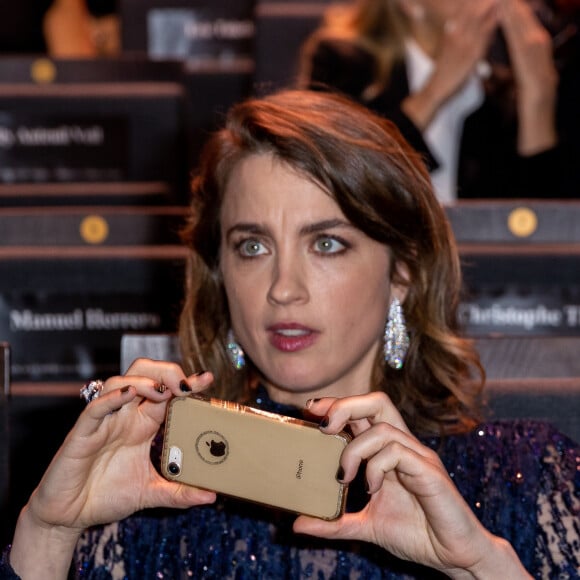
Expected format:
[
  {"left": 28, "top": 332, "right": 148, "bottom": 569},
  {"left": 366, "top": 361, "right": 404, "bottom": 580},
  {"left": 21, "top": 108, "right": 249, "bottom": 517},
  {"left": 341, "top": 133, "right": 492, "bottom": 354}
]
[{"left": 4, "top": 389, "right": 580, "bottom": 578}]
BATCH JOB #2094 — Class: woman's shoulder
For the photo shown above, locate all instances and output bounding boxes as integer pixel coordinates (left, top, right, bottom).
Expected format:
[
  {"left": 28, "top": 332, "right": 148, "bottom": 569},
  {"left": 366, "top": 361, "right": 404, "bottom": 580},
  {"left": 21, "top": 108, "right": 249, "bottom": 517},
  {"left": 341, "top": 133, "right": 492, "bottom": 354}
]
[
  {"left": 421, "top": 419, "right": 578, "bottom": 491},
  {"left": 428, "top": 419, "right": 580, "bottom": 573},
  {"left": 427, "top": 418, "right": 580, "bottom": 501},
  {"left": 473, "top": 418, "right": 578, "bottom": 457},
  {"left": 474, "top": 417, "right": 576, "bottom": 442}
]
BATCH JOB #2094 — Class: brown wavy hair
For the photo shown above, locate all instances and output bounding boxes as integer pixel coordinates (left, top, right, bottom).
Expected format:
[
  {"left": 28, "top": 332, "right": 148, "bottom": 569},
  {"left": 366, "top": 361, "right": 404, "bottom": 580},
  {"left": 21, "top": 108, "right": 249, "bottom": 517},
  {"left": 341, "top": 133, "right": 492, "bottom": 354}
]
[{"left": 179, "top": 89, "right": 483, "bottom": 436}]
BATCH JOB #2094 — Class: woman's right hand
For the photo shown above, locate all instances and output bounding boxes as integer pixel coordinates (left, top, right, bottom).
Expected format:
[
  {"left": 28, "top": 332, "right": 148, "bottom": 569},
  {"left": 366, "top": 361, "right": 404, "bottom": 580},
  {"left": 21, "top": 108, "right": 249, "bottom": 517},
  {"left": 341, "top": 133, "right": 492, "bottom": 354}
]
[{"left": 9, "top": 359, "right": 217, "bottom": 579}]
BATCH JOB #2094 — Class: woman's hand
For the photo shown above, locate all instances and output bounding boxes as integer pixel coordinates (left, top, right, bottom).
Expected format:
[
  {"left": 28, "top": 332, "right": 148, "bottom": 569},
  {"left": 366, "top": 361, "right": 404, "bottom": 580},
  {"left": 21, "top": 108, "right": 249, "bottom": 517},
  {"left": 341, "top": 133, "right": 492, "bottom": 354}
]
[
  {"left": 498, "top": 0, "right": 558, "bottom": 154},
  {"left": 10, "top": 359, "right": 216, "bottom": 579},
  {"left": 403, "top": 0, "right": 499, "bottom": 129},
  {"left": 294, "top": 393, "right": 531, "bottom": 579}
]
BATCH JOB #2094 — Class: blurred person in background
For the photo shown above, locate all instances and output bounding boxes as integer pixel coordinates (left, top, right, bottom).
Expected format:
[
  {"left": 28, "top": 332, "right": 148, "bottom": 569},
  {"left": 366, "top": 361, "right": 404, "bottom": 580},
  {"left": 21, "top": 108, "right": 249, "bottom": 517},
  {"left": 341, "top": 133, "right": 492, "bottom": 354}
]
[
  {"left": 0, "top": 0, "right": 97, "bottom": 57},
  {"left": 299, "top": 0, "right": 580, "bottom": 202}
]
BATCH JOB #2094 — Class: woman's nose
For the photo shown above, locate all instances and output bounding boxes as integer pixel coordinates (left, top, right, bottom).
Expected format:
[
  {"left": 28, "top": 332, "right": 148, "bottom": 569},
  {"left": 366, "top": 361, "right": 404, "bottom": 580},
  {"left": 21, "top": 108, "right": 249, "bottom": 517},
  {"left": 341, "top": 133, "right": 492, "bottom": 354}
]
[{"left": 267, "top": 254, "right": 309, "bottom": 305}]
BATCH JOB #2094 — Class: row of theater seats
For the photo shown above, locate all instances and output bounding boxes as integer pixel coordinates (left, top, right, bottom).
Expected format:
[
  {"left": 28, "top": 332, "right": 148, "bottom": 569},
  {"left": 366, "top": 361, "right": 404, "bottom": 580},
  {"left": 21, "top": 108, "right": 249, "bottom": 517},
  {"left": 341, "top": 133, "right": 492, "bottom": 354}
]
[
  {"left": 3, "top": 202, "right": 580, "bottom": 383},
  {"left": 2, "top": 200, "right": 580, "bottom": 544},
  {"left": 0, "top": 51, "right": 213, "bottom": 545},
  {"left": 0, "top": 58, "right": 254, "bottom": 205},
  {"left": 450, "top": 201, "right": 580, "bottom": 443},
  {"left": 0, "top": 0, "right": 338, "bottom": 209}
]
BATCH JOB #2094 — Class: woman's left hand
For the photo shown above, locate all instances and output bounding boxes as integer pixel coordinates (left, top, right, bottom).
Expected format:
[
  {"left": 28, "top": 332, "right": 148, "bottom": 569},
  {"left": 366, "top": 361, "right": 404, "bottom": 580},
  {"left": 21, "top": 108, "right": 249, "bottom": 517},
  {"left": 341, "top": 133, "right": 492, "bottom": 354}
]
[{"left": 294, "top": 393, "right": 530, "bottom": 578}]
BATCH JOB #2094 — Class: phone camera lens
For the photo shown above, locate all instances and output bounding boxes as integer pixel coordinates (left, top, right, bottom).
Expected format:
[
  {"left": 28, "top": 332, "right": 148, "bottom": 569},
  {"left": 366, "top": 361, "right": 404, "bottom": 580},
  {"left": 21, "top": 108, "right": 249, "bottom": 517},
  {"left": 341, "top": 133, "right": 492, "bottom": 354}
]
[{"left": 168, "top": 462, "right": 181, "bottom": 476}]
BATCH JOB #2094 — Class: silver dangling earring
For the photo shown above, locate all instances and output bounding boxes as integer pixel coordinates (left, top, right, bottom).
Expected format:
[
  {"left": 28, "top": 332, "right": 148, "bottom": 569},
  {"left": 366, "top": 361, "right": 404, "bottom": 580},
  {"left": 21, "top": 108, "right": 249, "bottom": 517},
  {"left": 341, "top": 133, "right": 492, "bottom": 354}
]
[
  {"left": 226, "top": 329, "right": 245, "bottom": 370},
  {"left": 384, "top": 297, "right": 409, "bottom": 370}
]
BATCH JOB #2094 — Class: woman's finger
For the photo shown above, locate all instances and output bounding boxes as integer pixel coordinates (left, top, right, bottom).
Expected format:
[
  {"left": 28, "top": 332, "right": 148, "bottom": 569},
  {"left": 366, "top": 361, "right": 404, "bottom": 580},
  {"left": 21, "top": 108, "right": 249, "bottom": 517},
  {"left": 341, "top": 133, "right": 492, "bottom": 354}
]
[
  {"left": 94, "top": 375, "right": 170, "bottom": 401},
  {"left": 80, "top": 377, "right": 171, "bottom": 426},
  {"left": 499, "top": 0, "right": 551, "bottom": 58},
  {"left": 179, "top": 370, "right": 214, "bottom": 394},
  {"left": 337, "top": 421, "right": 435, "bottom": 483},
  {"left": 309, "top": 391, "right": 411, "bottom": 435},
  {"left": 144, "top": 478, "right": 217, "bottom": 510},
  {"left": 293, "top": 511, "right": 359, "bottom": 541},
  {"left": 123, "top": 358, "right": 211, "bottom": 396},
  {"left": 448, "top": 0, "right": 498, "bottom": 55},
  {"left": 94, "top": 360, "right": 213, "bottom": 406},
  {"left": 124, "top": 358, "right": 187, "bottom": 395},
  {"left": 363, "top": 436, "right": 444, "bottom": 495},
  {"left": 75, "top": 385, "right": 138, "bottom": 437}
]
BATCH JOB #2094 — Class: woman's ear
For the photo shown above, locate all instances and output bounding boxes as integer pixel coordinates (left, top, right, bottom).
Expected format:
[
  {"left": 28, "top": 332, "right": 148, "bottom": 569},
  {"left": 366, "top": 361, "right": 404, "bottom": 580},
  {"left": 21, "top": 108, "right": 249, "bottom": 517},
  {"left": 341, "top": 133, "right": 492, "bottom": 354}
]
[{"left": 390, "top": 260, "right": 411, "bottom": 305}]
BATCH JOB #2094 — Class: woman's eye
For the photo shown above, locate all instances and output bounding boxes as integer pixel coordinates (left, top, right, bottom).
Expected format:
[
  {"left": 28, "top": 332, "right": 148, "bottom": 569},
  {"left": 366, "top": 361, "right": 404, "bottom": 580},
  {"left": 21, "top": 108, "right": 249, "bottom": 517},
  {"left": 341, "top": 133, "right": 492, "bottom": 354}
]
[
  {"left": 237, "top": 239, "right": 267, "bottom": 257},
  {"left": 314, "top": 236, "right": 347, "bottom": 254}
]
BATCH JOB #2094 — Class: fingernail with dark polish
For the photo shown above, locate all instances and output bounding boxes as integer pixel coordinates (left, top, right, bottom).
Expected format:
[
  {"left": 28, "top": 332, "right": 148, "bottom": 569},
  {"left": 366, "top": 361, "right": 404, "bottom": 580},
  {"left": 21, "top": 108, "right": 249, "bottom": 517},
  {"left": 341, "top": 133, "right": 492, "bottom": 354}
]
[
  {"left": 180, "top": 380, "right": 192, "bottom": 392},
  {"left": 120, "top": 385, "right": 131, "bottom": 394},
  {"left": 319, "top": 416, "right": 329, "bottom": 429},
  {"left": 155, "top": 383, "right": 167, "bottom": 394},
  {"left": 336, "top": 466, "right": 345, "bottom": 482}
]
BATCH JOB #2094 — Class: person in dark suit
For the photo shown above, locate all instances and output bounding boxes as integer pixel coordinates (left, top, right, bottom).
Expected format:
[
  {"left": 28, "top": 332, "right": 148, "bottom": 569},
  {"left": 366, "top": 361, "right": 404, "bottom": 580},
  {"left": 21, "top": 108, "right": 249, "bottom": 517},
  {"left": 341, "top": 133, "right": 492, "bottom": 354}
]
[{"left": 299, "top": 0, "right": 579, "bottom": 201}]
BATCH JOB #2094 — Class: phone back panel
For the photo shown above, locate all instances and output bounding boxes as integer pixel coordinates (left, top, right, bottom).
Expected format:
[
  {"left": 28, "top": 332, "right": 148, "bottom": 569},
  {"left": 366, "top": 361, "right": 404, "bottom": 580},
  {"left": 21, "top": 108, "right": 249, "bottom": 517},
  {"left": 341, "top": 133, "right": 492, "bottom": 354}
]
[{"left": 161, "top": 395, "right": 349, "bottom": 520}]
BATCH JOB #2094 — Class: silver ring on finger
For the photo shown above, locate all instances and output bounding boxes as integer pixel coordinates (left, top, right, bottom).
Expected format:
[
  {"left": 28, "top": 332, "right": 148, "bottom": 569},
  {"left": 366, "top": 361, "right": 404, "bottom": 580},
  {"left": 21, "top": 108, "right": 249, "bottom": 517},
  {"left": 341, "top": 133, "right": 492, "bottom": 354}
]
[{"left": 80, "top": 379, "right": 105, "bottom": 404}]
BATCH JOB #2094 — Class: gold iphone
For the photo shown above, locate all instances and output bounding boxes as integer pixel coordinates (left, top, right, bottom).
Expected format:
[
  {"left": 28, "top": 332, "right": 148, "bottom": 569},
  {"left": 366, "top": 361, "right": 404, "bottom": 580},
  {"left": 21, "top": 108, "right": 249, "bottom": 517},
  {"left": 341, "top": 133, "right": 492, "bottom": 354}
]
[{"left": 161, "top": 394, "right": 350, "bottom": 520}]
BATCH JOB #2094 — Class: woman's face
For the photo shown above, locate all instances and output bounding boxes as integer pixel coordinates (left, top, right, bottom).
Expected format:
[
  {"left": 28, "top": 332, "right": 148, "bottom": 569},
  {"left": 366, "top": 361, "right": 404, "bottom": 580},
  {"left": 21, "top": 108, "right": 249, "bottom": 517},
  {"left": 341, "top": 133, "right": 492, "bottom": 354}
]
[{"left": 219, "top": 153, "right": 405, "bottom": 406}]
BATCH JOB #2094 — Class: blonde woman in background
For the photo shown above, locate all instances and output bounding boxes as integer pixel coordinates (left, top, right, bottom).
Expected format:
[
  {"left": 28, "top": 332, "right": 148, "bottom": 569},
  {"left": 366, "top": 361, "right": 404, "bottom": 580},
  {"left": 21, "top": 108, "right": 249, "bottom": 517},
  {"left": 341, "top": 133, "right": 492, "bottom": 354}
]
[{"left": 300, "top": 0, "right": 580, "bottom": 201}]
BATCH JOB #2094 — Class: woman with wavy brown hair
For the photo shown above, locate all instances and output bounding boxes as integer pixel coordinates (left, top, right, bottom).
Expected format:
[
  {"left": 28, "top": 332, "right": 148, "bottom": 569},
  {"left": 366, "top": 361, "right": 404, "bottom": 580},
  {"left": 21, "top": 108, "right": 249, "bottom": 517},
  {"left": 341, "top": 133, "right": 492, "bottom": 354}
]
[
  {"left": 178, "top": 89, "right": 483, "bottom": 436},
  {"left": 3, "top": 90, "right": 578, "bottom": 579}
]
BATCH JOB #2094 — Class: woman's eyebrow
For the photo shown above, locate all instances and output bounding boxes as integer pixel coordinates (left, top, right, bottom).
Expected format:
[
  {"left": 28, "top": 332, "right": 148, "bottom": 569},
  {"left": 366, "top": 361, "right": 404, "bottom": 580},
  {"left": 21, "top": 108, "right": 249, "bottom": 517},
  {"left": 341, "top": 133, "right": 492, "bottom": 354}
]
[
  {"left": 299, "top": 219, "right": 353, "bottom": 236},
  {"left": 224, "top": 219, "right": 353, "bottom": 240},
  {"left": 224, "top": 223, "right": 268, "bottom": 240}
]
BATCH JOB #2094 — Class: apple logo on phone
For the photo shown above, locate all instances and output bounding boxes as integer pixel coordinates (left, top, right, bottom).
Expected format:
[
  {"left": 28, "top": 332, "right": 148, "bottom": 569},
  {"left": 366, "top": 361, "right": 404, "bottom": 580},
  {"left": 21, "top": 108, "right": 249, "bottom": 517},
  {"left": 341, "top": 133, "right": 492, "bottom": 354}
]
[
  {"left": 207, "top": 439, "right": 226, "bottom": 457},
  {"left": 196, "top": 430, "right": 229, "bottom": 464}
]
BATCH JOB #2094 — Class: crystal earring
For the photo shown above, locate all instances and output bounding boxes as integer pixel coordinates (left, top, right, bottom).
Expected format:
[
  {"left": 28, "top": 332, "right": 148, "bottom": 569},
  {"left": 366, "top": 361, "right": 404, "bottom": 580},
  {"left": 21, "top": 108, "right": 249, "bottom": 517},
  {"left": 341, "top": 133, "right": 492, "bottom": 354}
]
[
  {"left": 384, "top": 297, "right": 409, "bottom": 370},
  {"left": 226, "top": 329, "right": 245, "bottom": 370}
]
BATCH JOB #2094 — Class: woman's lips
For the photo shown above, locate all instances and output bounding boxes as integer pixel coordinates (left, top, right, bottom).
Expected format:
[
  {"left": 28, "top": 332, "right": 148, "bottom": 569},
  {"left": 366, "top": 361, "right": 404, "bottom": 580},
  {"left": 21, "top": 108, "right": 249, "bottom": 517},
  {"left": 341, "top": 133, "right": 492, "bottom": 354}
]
[{"left": 267, "top": 323, "right": 319, "bottom": 352}]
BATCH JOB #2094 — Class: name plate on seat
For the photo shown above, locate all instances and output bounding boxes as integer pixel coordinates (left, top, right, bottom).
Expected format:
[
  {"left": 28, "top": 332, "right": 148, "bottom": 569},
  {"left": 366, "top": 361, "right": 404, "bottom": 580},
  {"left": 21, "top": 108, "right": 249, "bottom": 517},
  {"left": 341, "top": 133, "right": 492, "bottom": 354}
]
[
  {"left": 459, "top": 247, "right": 580, "bottom": 336},
  {"left": 446, "top": 201, "right": 580, "bottom": 243},
  {"left": 461, "top": 287, "right": 580, "bottom": 336},
  {"left": 0, "top": 247, "right": 186, "bottom": 381}
]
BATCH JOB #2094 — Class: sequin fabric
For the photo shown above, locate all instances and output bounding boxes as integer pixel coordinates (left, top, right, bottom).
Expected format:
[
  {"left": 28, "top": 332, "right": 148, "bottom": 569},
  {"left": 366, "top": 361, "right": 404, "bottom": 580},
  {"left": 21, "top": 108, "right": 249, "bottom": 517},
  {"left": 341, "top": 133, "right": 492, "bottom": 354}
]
[{"left": 3, "top": 389, "right": 578, "bottom": 579}]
